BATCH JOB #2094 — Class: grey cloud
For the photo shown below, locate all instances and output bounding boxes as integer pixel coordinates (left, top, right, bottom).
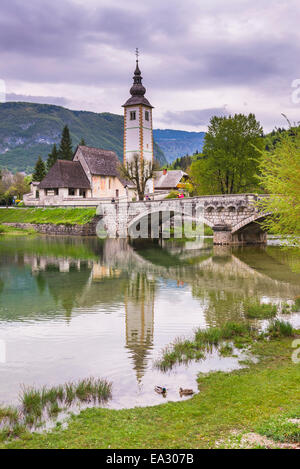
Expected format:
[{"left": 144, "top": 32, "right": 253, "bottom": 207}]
[
  {"left": 0, "top": 0, "right": 297, "bottom": 90},
  {"left": 161, "top": 108, "right": 229, "bottom": 126},
  {"left": 0, "top": 0, "right": 299, "bottom": 130},
  {"left": 6, "top": 93, "right": 69, "bottom": 106}
]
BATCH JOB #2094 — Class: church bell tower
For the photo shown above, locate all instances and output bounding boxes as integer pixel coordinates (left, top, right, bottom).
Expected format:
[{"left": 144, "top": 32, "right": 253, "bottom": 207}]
[{"left": 122, "top": 50, "right": 154, "bottom": 192}]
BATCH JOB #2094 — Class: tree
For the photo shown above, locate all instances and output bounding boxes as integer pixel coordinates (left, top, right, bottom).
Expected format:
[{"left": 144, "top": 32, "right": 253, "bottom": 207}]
[
  {"left": 46, "top": 144, "right": 58, "bottom": 171},
  {"left": 79, "top": 137, "right": 86, "bottom": 146},
  {"left": 10, "top": 173, "right": 30, "bottom": 199},
  {"left": 118, "top": 154, "right": 156, "bottom": 200},
  {"left": 189, "top": 114, "right": 263, "bottom": 195},
  {"left": 257, "top": 126, "right": 300, "bottom": 240},
  {"left": 33, "top": 156, "right": 46, "bottom": 182},
  {"left": 0, "top": 169, "right": 14, "bottom": 206},
  {"left": 58, "top": 125, "right": 73, "bottom": 160}
]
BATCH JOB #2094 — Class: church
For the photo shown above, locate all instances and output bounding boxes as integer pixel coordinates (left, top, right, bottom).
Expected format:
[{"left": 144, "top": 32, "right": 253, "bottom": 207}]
[{"left": 24, "top": 57, "right": 187, "bottom": 207}]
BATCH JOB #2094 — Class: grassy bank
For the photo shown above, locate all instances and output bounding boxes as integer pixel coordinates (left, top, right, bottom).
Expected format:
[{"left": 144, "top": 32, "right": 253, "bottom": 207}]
[
  {"left": 0, "top": 208, "right": 97, "bottom": 226},
  {"left": 155, "top": 320, "right": 293, "bottom": 371},
  {"left": 0, "top": 225, "right": 37, "bottom": 236},
  {"left": 0, "top": 378, "right": 112, "bottom": 442},
  {"left": 1, "top": 327, "right": 299, "bottom": 449}
]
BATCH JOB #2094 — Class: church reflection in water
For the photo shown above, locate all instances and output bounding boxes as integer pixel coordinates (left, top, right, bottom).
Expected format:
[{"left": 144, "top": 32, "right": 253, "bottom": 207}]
[
  {"left": 125, "top": 273, "right": 155, "bottom": 382},
  {"left": 1, "top": 236, "right": 300, "bottom": 381}
]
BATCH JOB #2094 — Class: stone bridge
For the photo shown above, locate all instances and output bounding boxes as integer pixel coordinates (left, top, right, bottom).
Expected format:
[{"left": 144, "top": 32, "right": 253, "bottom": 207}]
[{"left": 97, "top": 193, "right": 270, "bottom": 245}]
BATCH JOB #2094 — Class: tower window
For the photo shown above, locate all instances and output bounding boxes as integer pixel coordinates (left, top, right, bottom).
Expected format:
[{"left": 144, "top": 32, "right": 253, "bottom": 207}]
[
  {"left": 130, "top": 111, "right": 136, "bottom": 120},
  {"left": 145, "top": 111, "right": 149, "bottom": 121}
]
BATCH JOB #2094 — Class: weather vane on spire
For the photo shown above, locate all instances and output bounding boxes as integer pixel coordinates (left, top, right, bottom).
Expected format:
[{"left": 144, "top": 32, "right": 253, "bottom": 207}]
[{"left": 135, "top": 47, "right": 139, "bottom": 61}]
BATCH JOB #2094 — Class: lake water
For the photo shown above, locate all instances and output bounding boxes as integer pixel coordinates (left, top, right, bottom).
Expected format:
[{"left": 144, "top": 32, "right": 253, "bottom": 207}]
[{"left": 0, "top": 235, "right": 300, "bottom": 409}]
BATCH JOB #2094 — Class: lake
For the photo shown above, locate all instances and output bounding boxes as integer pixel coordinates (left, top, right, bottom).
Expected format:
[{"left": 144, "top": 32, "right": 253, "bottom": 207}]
[{"left": 0, "top": 235, "right": 300, "bottom": 409}]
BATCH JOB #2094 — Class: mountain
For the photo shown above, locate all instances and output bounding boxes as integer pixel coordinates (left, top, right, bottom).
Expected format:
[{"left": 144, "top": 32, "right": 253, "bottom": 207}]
[
  {"left": 153, "top": 129, "right": 205, "bottom": 163},
  {"left": 0, "top": 102, "right": 167, "bottom": 172}
]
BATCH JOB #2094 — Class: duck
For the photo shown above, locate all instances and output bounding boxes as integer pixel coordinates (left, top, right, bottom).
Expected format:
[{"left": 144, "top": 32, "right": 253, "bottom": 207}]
[
  {"left": 155, "top": 386, "right": 167, "bottom": 395},
  {"left": 179, "top": 387, "right": 194, "bottom": 396}
]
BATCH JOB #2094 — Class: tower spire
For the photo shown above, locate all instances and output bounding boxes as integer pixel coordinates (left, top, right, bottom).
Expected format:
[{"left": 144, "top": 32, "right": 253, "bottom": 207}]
[{"left": 122, "top": 51, "right": 153, "bottom": 107}]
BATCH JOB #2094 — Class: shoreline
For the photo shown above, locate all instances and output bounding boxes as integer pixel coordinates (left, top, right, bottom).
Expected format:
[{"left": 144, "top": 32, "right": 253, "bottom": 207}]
[{"left": 1, "top": 325, "right": 299, "bottom": 449}]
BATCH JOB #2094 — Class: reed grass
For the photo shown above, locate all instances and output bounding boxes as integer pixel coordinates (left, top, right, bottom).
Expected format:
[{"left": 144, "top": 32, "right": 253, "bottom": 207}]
[
  {"left": 155, "top": 320, "right": 294, "bottom": 371},
  {"left": 244, "top": 300, "right": 277, "bottom": 319},
  {"left": 155, "top": 322, "right": 255, "bottom": 371},
  {"left": 20, "top": 378, "right": 112, "bottom": 424},
  {"left": 267, "top": 320, "right": 294, "bottom": 338}
]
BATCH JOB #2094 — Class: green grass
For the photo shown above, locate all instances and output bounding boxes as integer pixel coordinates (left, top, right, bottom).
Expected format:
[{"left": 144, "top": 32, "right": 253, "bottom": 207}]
[
  {"left": 19, "top": 378, "right": 112, "bottom": 426},
  {"left": 292, "top": 297, "right": 300, "bottom": 312},
  {"left": 0, "top": 208, "right": 97, "bottom": 226},
  {"left": 0, "top": 378, "right": 112, "bottom": 439},
  {"left": 267, "top": 320, "right": 294, "bottom": 338},
  {"left": 1, "top": 333, "right": 299, "bottom": 449},
  {"left": 257, "top": 411, "right": 300, "bottom": 443},
  {"left": 155, "top": 322, "right": 255, "bottom": 371},
  {"left": 0, "top": 224, "right": 37, "bottom": 236},
  {"left": 244, "top": 300, "right": 277, "bottom": 319}
]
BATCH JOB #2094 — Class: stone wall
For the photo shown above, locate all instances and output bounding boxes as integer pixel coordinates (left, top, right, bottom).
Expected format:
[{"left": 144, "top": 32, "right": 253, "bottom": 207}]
[{"left": 3, "top": 216, "right": 101, "bottom": 236}]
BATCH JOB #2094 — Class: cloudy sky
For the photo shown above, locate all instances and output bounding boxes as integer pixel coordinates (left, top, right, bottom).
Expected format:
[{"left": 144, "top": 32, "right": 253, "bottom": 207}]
[{"left": 1, "top": 0, "right": 299, "bottom": 132}]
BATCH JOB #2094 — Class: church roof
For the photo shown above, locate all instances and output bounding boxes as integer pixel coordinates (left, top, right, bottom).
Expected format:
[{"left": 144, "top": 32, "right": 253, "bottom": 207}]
[
  {"left": 122, "top": 60, "right": 154, "bottom": 108},
  {"left": 75, "top": 145, "right": 133, "bottom": 187},
  {"left": 39, "top": 160, "right": 91, "bottom": 189},
  {"left": 76, "top": 146, "right": 120, "bottom": 177},
  {"left": 154, "top": 170, "right": 188, "bottom": 189}
]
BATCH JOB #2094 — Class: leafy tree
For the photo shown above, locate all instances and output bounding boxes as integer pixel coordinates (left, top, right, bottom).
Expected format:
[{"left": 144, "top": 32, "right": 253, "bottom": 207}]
[
  {"left": 257, "top": 126, "right": 300, "bottom": 240},
  {"left": 189, "top": 114, "right": 263, "bottom": 195},
  {"left": 10, "top": 173, "right": 30, "bottom": 199},
  {"left": 79, "top": 138, "right": 86, "bottom": 146},
  {"left": 0, "top": 169, "right": 14, "bottom": 205},
  {"left": 46, "top": 144, "right": 58, "bottom": 171},
  {"left": 118, "top": 154, "right": 157, "bottom": 201},
  {"left": 33, "top": 156, "right": 46, "bottom": 182},
  {"left": 58, "top": 125, "right": 73, "bottom": 160}
]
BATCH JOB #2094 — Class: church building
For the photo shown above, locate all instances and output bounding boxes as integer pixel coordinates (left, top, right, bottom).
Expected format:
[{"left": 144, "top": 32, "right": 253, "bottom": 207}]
[{"left": 24, "top": 55, "right": 181, "bottom": 206}]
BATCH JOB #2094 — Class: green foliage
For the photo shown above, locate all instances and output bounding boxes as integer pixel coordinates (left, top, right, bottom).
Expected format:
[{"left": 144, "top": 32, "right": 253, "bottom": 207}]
[
  {"left": 169, "top": 154, "right": 193, "bottom": 170},
  {"left": 257, "top": 127, "right": 300, "bottom": 241},
  {"left": 0, "top": 102, "right": 167, "bottom": 172},
  {"left": 165, "top": 190, "right": 180, "bottom": 199},
  {"left": 189, "top": 114, "right": 263, "bottom": 195},
  {"left": 58, "top": 125, "right": 73, "bottom": 160},
  {"left": 46, "top": 144, "right": 58, "bottom": 171},
  {"left": 32, "top": 156, "right": 46, "bottom": 182}
]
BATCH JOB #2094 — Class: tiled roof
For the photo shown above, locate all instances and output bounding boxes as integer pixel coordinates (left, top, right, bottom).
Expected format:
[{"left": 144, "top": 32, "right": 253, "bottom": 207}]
[
  {"left": 77, "top": 146, "right": 120, "bottom": 177},
  {"left": 154, "top": 170, "right": 188, "bottom": 189},
  {"left": 39, "top": 160, "right": 91, "bottom": 189}
]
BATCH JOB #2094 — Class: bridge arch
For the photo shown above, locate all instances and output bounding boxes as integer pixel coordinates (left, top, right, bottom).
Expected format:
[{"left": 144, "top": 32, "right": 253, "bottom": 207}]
[
  {"left": 231, "top": 212, "right": 271, "bottom": 234},
  {"left": 127, "top": 206, "right": 214, "bottom": 238}
]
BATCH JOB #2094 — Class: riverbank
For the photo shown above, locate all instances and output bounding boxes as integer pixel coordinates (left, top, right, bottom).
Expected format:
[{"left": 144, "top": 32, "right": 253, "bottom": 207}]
[
  {"left": 0, "top": 208, "right": 99, "bottom": 236},
  {"left": 0, "top": 225, "right": 37, "bottom": 236},
  {"left": 0, "top": 208, "right": 97, "bottom": 225},
  {"left": 1, "top": 330, "right": 299, "bottom": 449}
]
